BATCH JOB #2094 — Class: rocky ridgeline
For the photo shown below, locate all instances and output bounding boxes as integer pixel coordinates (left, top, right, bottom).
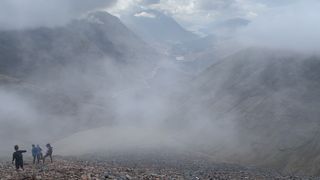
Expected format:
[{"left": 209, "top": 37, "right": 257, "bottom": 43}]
[{"left": 0, "top": 155, "right": 316, "bottom": 180}]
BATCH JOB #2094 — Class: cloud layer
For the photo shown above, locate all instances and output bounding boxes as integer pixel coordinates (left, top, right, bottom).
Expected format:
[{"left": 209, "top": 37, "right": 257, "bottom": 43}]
[
  {"left": 0, "top": 0, "right": 117, "bottom": 29},
  {"left": 109, "top": 0, "right": 267, "bottom": 33},
  {"left": 238, "top": 0, "right": 320, "bottom": 52},
  {"left": 110, "top": 0, "right": 320, "bottom": 52}
]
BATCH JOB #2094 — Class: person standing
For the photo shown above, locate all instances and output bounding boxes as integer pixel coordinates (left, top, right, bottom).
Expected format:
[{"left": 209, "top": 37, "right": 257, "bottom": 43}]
[
  {"left": 31, "top": 144, "right": 38, "bottom": 164},
  {"left": 36, "top": 144, "right": 43, "bottom": 163},
  {"left": 12, "top": 145, "right": 27, "bottom": 171},
  {"left": 43, "top": 143, "right": 53, "bottom": 163}
]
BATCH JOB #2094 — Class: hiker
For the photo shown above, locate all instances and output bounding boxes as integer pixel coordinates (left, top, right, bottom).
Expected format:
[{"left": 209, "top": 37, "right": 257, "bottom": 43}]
[
  {"left": 36, "top": 144, "right": 43, "bottom": 163},
  {"left": 12, "top": 145, "right": 27, "bottom": 171},
  {"left": 31, "top": 144, "right": 38, "bottom": 164},
  {"left": 43, "top": 143, "right": 53, "bottom": 163}
]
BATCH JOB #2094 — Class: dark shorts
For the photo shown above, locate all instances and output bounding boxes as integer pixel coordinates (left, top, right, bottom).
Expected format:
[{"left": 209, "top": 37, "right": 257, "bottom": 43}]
[
  {"left": 45, "top": 151, "right": 52, "bottom": 157},
  {"left": 15, "top": 161, "right": 23, "bottom": 169}
]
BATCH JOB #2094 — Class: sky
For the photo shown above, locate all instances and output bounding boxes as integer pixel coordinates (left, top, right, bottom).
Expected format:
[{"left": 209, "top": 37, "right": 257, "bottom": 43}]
[
  {"left": 108, "top": 0, "right": 320, "bottom": 52},
  {"left": 0, "top": 0, "right": 312, "bottom": 32},
  {"left": 108, "top": 0, "right": 297, "bottom": 32},
  {"left": 0, "top": 0, "right": 117, "bottom": 29},
  {"left": 0, "top": 0, "right": 319, "bottom": 51},
  {"left": 236, "top": 0, "right": 320, "bottom": 52},
  {"left": 0, "top": 0, "right": 299, "bottom": 30}
]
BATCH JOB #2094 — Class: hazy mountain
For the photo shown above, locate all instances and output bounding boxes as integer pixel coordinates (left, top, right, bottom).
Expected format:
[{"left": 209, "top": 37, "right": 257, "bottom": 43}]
[
  {"left": 188, "top": 48, "right": 320, "bottom": 174},
  {"left": 0, "top": 11, "right": 161, "bottom": 149},
  {"left": 0, "top": 11, "right": 157, "bottom": 78},
  {"left": 1, "top": 6, "right": 318, "bottom": 177},
  {"left": 172, "top": 35, "right": 246, "bottom": 75},
  {"left": 121, "top": 9, "right": 198, "bottom": 46},
  {"left": 200, "top": 18, "right": 250, "bottom": 36},
  {"left": 119, "top": 9, "right": 239, "bottom": 75}
]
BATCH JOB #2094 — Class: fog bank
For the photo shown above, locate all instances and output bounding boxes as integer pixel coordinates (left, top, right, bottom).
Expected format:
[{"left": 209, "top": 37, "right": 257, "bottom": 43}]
[
  {"left": 238, "top": 0, "right": 320, "bottom": 52},
  {"left": 0, "top": 0, "right": 116, "bottom": 30}
]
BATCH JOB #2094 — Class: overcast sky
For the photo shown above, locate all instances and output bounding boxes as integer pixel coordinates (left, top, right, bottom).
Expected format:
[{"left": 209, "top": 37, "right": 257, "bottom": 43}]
[
  {"left": 0, "top": 0, "right": 312, "bottom": 32},
  {"left": 234, "top": 0, "right": 319, "bottom": 51},
  {"left": 0, "top": 0, "right": 116, "bottom": 29},
  {"left": 108, "top": 0, "right": 300, "bottom": 32},
  {"left": 109, "top": 0, "right": 320, "bottom": 52},
  {"left": 0, "top": 0, "right": 319, "bottom": 52}
]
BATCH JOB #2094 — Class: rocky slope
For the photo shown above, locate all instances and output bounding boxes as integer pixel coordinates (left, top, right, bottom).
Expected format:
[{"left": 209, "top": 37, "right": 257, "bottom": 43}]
[
  {"left": 0, "top": 155, "right": 315, "bottom": 180},
  {"left": 186, "top": 48, "right": 320, "bottom": 175}
]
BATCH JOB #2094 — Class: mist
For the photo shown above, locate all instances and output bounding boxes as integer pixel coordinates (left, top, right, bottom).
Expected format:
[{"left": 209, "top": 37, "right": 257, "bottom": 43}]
[
  {"left": 0, "top": 0, "right": 116, "bottom": 30},
  {"left": 237, "top": 0, "right": 320, "bottom": 52},
  {"left": 1, "top": 0, "right": 320, "bottom": 177}
]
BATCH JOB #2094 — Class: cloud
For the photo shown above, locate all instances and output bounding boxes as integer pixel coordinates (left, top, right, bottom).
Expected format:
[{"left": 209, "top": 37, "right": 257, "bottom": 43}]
[
  {"left": 253, "top": 0, "right": 300, "bottom": 7},
  {"left": 134, "top": 11, "right": 156, "bottom": 18},
  {"left": 140, "top": 0, "right": 160, "bottom": 5},
  {"left": 237, "top": 0, "right": 320, "bottom": 52},
  {"left": 109, "top": 0, "right": 269, "bottom": 33},
  {"left": 0, "top": 0, "right": 117, "bottom": 30},
  {"left": 111, "top": 0, "right": 316, "bottom": 37}
]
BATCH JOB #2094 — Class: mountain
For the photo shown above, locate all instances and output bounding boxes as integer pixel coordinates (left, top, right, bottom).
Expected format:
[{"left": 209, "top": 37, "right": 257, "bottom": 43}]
[
  {"left": 172, "top": 35, "right": 244, "bottom": 74},
  {"left": 0, "top": 11, "right": 157, "bottom": 78},
  {"left": 0, "top": 11, "right": 160, "bottom": 152},
  {"left": 2, "top": 9, "right": 318, "bottom": 176},
  {"left": 119, "top": 9, "right": 244, "bottom": 75},
  {"left": 199, "top": 18, "right": 250, "bottom": 36},
  {"left": 186, "top": 48, "right": 320, "bottom": 175},
  {"left": 121, "top": 9, "right": 198, "bottom": 46}
]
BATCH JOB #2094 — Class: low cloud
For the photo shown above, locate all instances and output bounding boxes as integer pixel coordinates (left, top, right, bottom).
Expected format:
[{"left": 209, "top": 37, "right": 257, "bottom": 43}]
[
  {"left": 237, "top": 0, "right": 320, "bottom": 52},
  {"left": 140, "top": 0, "right": 160, "bottom": 6},
  {"left": 134, "top": 11, "right": 156, "bottom": 18},
  {"left": 0, "top": 0, "right": 117, "bottom": 30},
  {"left": 110, "top": 0, "right": 268, "bottom": 34}
]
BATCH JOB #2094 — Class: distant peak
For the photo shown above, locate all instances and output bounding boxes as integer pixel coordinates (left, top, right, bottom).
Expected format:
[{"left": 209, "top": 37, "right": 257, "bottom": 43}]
[{"left": 82, "top": 11, "right": 120, "bottom": 25}]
